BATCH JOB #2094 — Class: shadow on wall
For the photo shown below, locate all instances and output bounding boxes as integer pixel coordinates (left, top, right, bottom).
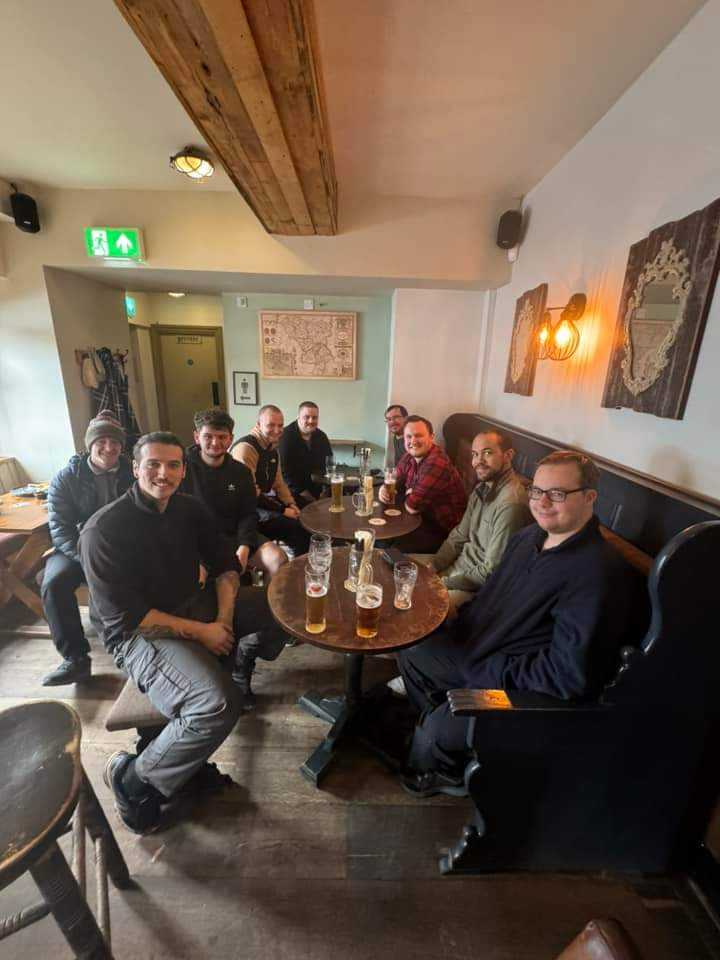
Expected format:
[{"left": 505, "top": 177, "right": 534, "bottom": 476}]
[{"left": 646, "top": 447, "right": 696, "bottom": 491}]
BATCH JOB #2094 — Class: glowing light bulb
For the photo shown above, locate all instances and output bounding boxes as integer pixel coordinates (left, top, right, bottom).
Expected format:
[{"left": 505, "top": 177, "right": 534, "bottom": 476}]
[{"left": 554, "top": 321, "right": 572, "bottom": 348}]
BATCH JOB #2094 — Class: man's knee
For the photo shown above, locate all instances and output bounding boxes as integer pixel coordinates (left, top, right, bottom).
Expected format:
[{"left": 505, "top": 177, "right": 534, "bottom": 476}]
[
  {"left": 41, "top": 560, "right": 82, "bottom": 600},
  {"left": 186, "top": 678, "right": 242, "bottom": 737},
  {"left": 255, "top": 542, "right": 286, "bottom": 577}
]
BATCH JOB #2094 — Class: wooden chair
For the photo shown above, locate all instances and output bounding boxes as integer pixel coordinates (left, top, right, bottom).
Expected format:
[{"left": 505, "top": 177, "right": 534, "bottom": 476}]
[
  {"left": 0, "top": 701, "right": 132, "bottom": 957},
  {"left": 440, "top": 521, "right": 720, "bottom": 874},
  {"left": 555, "top": 919, "right": 642, "bottom": 960}
]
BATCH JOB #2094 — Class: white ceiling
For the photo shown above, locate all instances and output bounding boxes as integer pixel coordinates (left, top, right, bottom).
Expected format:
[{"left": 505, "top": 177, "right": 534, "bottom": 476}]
[{"left": 0, "top": 0, "right": 704, "bottom": 206}]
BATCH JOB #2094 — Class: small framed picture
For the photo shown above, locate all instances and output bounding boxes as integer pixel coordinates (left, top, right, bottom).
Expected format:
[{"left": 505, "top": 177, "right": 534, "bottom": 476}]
[{"left": 233, "top": 371, "right": 258, "bottom": 406}]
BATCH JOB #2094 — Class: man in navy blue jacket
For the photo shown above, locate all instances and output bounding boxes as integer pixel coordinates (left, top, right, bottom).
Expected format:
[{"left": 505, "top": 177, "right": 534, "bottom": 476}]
[
  {"left": 41, "top": 410, "right": 133, "bottom": 686},
  {"left": 398, "top": 451, "right": 645, "bottom": 798}
]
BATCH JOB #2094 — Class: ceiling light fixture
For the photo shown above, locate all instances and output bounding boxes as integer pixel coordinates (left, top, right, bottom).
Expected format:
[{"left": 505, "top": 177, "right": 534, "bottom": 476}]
[
  {"left": 168, "top": 291, "right": 186, "bottom": 298},
  {"left": 169, "top": 146, "right": 214, "bottom": 182}
]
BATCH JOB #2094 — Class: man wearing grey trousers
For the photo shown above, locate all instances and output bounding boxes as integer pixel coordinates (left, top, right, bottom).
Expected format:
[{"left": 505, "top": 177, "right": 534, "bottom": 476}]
[{"left": 79, "top": 431, "right": 285, "bottom": 834}]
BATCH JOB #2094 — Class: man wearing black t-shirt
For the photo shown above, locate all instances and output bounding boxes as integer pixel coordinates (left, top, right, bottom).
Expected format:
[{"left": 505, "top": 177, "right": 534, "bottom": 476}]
[
  {"left": 278, "top": 401, "right": 333, "bottom": 506},
  {"left": 398, "top": 451, "right": 646, "bottom": 798}
]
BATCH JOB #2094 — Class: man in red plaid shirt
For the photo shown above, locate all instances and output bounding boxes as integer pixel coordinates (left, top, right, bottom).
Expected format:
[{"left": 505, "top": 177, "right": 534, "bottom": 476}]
[{"left": 380, "top": 415, "right": 467, "bottom": 552}]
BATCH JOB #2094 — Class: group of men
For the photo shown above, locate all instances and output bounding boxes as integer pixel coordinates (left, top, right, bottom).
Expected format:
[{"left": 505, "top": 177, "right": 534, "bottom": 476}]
[{"left": 39, "top": 398, "right": 644, "bottom": 830}]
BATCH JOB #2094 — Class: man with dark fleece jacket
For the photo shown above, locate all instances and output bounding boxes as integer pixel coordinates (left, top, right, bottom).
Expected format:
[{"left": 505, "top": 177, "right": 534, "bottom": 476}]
[{"left": 398, "top": 450, "right": 646, "bottom": 798}]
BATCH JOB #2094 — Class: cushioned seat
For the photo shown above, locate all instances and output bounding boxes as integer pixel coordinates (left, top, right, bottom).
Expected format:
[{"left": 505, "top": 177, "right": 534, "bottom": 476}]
[
  {"left": 105, "top": 678, "right": 166, "bottom": 731},
  {"left": 555, "top": 919, "right": 641, "bottom": 959}
]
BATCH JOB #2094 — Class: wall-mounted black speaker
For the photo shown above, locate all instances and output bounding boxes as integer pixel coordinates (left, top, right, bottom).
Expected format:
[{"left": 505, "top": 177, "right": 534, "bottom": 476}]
[
  {"left": 10, "top": 192, "right": 40, "bottom": 233},
  {"left": 496, "top": 209, "right": 522, "bottom": 249}
]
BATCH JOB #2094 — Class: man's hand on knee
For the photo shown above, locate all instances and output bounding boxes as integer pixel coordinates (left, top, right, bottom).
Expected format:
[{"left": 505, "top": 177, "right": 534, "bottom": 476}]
[{"left": 197, "top": 621, "right": 234, "bottom": 657}]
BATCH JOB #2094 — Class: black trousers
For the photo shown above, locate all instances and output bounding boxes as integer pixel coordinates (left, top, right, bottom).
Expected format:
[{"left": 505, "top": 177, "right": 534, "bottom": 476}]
[
  {"left": 398, "top": 627, "right": 471, "bottom": 776},
  {"left": 40, "top": 552, "right": 91, "bottom": 660},
  {"left": 258, "top": 513, "right": 311, "bottom": 557}
]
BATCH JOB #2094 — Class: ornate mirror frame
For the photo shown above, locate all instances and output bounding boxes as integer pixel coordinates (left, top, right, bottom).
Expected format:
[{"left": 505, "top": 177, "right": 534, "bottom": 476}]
[
  {"left": 602, "top": 197, "right": 720, "bottom": 419},
  {"left": 504, "top": 283, "right": 548, "bottom": 397}
]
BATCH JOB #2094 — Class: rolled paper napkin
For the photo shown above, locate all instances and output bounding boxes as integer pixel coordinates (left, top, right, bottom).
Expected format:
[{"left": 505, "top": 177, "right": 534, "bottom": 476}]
[{"left": 355, "top": 529, "right": 375, "bottom": 586}]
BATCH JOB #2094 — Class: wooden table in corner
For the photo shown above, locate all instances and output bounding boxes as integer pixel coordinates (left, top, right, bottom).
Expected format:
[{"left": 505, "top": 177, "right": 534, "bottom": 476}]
[
  {"left": 267, "top": 546, "right": 448, "bottom": 785},
  {"left": 299, "top": 494, "right": 420, "bottom": 542},
  {"left": 0, "top": 493, "right": 51, "bottom": 619}
]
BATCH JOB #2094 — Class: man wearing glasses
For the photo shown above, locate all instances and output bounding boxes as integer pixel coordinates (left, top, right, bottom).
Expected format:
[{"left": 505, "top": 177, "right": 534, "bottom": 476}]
[{"left": 398, "top": 450, "right": 646, "bottom": 798}]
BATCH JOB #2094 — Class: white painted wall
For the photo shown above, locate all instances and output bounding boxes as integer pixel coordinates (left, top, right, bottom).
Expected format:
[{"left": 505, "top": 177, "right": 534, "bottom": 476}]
[
  {"left": 148, "top": 293, "right": 223, "bottom": 328},
  {"left": 483, "top": 0, "right": 720, "bottom": 500},
  {"left": 389, "top": 289, "right": 485, "bottom": 444},
  {"left": 44, "top": 267, "right": 130, "bottom": 453}
]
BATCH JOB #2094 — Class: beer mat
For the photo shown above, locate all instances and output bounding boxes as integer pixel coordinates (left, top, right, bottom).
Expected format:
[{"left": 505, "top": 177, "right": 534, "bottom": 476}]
[
  {"left": 368, "top": 517, "right": 387, "bottom": 526},
  {"left": 384, "top": 508, "right": 401, "bottom": 516}
]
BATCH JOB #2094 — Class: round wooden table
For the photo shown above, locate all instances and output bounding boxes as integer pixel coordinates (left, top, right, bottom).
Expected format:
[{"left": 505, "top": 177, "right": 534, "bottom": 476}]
[
  {"left": 268, "top": 547, "right": 448, "bottom": 784},
  {"left": 299, "top": 495, "right": 420, "bottom": 542}
]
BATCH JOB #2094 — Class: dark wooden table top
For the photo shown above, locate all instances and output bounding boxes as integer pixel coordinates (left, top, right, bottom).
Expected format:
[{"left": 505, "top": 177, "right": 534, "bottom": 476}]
[
  {"left": 299, "top": 495, "right": 420, "bottom": 541},
  {"left": 267, "top": 546, "right": 448, "bottom": 654}
]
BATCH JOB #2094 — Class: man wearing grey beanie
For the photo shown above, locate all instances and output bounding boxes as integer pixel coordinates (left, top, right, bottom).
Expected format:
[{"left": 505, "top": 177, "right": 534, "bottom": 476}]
[{"left": 41, "top": 410, "right": 133, "bottom": 685}]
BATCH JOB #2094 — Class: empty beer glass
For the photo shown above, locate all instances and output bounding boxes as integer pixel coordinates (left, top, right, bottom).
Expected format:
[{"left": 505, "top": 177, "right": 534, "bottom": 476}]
[
  {"left": 305, "top": 565, "right": 329, "bottom": 634},
  {"left": 325, "top": 455, "right": 336, "bottom": 478},
  {"left": 309, "top": 533, "right": 332, "bottom": 572},
  {"left": 344, "top": 542, "right": 364, "bottom": 592},
  {"left": 356, "top": 582, "right": 383, "bottom": 639},
  {"left": 384, "top": 468, "right": 397, "bottom": 505},
  {"left": 351, "top": 491, "right": 372, "bottom": 517},
  {"left": 393, "top": 561, "right": 418, "bottom": 610},
  {"left": 329, "top": 470, "right": 345, "bottom": 513}
]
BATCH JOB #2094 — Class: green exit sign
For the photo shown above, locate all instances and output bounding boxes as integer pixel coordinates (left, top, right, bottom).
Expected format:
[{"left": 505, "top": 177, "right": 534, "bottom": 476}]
[{"left": 84, "top": 227, "right": 145, "bottom": 261}]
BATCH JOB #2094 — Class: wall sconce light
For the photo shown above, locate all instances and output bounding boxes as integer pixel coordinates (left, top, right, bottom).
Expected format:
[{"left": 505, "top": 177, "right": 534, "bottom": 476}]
[
  {"left": 537, "top": 293, "right": 586, "bottom": 361},
  {"left": 169, "top": 146, "right": 214, "bottom": 181}
]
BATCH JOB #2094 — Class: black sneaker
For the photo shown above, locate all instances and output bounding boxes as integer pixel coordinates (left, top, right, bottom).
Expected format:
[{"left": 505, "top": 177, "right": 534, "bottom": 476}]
[
  {"left": 400, "top": 769, "right": 468, "bottom": 799},
  {"left": 103, "top": 751, "right": 161, "bottom": 835},
  {"left": 42, "top": 656, "right": 91, "bottom": 687}
]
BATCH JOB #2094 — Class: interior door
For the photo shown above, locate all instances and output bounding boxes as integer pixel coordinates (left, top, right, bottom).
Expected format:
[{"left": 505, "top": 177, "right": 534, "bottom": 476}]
[{"left": 152, "top": 326, "right": 226, "bottom": 444}]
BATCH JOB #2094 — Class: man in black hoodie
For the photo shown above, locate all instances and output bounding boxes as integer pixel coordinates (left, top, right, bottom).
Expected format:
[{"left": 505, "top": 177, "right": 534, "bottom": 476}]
[
  {"left": 41, "top": 410, "right": 133, "bottom": 686},
  {"left": 398, "top": 451, "right": 646, "bottom": 798},
  {"left": 182, "top": 409, "right": 287, "bottom": 580}
]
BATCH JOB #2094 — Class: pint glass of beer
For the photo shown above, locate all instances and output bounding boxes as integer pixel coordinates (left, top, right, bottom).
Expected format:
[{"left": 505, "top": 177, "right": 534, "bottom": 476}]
[
  {"left": 384, "top": 468, "right": 397, "bottom": 505},
  {"left": 305, "top": 566, "right": 329, "bottom": 634},
  {"left": 329, "top": 471, "right": 345, "bottom": 513},
  {"left": 356, "top": 583, "right": 383, "bottom": 639}
]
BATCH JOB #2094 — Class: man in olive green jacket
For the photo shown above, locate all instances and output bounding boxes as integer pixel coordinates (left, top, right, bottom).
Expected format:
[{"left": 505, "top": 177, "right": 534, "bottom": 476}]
[{"left": 430, "top": 430, "right": 531, "bottom": 616}]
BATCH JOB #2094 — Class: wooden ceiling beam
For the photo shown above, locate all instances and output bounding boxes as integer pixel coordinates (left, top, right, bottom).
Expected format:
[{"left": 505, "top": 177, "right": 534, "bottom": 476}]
[{"left": 114, "top": 0, "right": 337, "bottom": 235}]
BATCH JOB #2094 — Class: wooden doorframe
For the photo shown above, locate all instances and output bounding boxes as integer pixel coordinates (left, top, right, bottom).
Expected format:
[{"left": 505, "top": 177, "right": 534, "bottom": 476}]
[{"left": 150, "top": 325, "right": 227, "bottom": 430}]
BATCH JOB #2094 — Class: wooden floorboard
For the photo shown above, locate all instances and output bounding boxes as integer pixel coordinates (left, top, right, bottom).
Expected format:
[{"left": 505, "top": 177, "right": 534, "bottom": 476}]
[{"left": 0, "top": 605, "right": 718, "bottom": 959}]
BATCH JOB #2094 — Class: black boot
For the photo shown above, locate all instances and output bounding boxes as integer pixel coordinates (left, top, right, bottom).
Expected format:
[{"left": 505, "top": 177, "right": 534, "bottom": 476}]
[{"left": 232, "top": 655, "right": 257, "bottom": 710}]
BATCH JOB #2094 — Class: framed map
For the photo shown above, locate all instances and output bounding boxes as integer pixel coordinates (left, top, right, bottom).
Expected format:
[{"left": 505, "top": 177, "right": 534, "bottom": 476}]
[{"left": 259, "top": 310, "right": 357, "bottom": 380}]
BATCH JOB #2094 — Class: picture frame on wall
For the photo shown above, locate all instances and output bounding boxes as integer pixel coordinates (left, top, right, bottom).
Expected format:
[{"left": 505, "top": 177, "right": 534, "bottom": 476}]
[
  {"left": 233, "top": 371, "right": 258, "bottom": 406},
  {"left": 601, "top": 196, "right": 720, "bottom": 420},
  {"left": 259, "top": 310, "right": 357, "bottom": 380},
  {"left": 503, "top": 283, "right": 548, "bottom": 397}
]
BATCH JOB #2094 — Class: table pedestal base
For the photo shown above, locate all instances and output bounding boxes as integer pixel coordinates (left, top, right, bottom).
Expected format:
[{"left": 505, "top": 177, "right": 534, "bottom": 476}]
[{"left": 298, "top": 653, "right": 405, "bottom": 786}]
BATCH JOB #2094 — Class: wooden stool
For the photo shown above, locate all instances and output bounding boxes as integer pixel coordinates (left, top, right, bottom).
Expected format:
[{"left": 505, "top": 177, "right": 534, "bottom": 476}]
[{"left": 0, "top": 701, "right": 132, "bottom": 958}]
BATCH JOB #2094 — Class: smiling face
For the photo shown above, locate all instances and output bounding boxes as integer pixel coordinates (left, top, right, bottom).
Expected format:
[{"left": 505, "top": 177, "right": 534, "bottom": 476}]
[
  {"left": 385, "top": 407, "right": 406, "bottom": 437},
  {"left": 89, "top": 436, "right": 123, "bottom": 472},
  {"left": 529, "top": 463, "right": 596, "bottom": 538},
  {"left": 194, "top": 425, "right": 232, "bottom": 467},
  {"left": 133, "top": 442, "right": 185, "bottom": 507},
  {"left": 298, "top": 405, "right": 319, "bottom": 436},
  {"left": 471, "top": 432, "right": 513, "bottom": 484},
  {"left": 258, "top": 409, "right": 284, "bottom": 445},
  {"left": 404, "top": 420, "right": 434, "bottom": 459}
]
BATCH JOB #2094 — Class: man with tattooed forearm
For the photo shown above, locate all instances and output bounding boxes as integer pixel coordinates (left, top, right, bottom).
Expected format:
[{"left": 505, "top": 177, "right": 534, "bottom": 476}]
[{"left": 79, "top": 431, "right": 279, "bottom": 834}]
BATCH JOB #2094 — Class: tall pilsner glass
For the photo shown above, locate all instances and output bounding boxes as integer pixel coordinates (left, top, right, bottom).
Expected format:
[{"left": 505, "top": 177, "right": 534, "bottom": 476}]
[
  {"left": 305, "top": 566, "right": 328, "bottom": 634},
  {"left": 329, "top": 471, "right": 345, "bottom": 513}
]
